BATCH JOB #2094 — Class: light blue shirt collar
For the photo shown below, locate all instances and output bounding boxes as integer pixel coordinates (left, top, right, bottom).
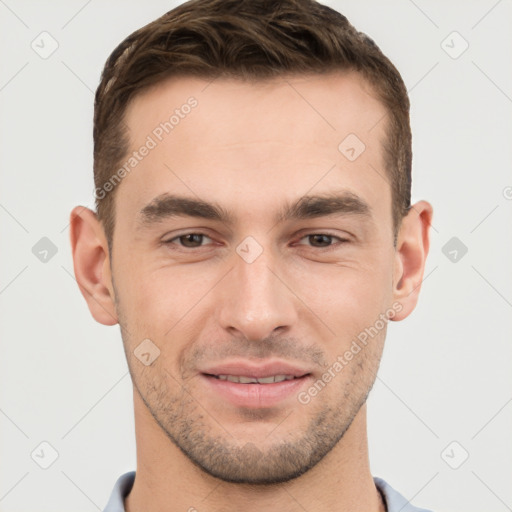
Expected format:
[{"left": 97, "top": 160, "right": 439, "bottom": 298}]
[{"left": 103, "top": 471, "right": 433, "bottom": 512}]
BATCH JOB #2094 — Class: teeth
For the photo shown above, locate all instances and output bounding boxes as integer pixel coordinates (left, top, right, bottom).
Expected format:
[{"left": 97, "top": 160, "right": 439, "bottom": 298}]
[
  {"left": 238, "top": 376, "right": 258, "bottom": 383},
  {"left": 256, "top": 376, "right": 277, "bottom": 384},
  {"left": 215, "top": 374, "right": 297, "bottom": 384}
]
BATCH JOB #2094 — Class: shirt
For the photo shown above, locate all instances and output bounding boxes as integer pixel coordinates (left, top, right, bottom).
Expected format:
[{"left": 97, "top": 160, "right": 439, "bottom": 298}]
[{"left": 103, "top": 471, "right": 434, "bottom": 511}]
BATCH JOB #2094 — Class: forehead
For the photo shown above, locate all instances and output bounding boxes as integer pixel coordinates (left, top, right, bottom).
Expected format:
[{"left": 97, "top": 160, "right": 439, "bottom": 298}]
[
  {"left": 116, "top": 71, "right": 390, "bottom": 226},
  {"left": 124, "top": 71, "right": 386, "bottom": 146}
]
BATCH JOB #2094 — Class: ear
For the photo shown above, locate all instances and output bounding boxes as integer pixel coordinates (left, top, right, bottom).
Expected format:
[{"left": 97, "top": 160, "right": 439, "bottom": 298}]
[
  {"left": 391, "top": 200, "right": 433, "bottom": 321},
  {"left": 69, "top": 206, "right": 118, "bottom": 326}
]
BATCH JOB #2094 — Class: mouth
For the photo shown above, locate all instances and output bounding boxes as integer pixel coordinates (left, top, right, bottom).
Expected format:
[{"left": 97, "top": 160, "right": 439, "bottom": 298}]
[
  {"left": 199, "top": 371, "right": 312, "bottom": 408},
  {"left": 203, "top": 373, "right": 309, "bottom": 384}
]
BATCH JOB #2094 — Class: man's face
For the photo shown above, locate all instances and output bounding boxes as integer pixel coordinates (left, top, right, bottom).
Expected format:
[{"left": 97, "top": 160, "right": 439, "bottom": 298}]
[{"left": 110, "top": 72, "right": 398, "bottom": 484}]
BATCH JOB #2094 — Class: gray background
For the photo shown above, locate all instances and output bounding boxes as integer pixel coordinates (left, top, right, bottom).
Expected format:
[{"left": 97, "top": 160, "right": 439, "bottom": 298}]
[{"left": 1, "top": 1, "right": 511, "bottom": 511}]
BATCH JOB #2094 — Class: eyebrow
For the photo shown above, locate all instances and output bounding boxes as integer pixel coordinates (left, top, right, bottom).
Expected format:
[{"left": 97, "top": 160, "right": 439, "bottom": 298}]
[{"left": 136, "top": 191, "right": 371, "bottom": 230}]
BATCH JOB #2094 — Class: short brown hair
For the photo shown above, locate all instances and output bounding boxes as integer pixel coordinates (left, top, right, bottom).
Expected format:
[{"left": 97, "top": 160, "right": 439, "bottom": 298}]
[{"left": 93, "top": 0, "right": 411, "bottom": 254}]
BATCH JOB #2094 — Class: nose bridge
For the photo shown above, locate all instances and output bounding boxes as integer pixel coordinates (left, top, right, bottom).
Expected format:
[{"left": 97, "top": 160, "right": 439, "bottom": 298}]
[{"left": 217, "top": 240, "right": 297, "bottom": 340}]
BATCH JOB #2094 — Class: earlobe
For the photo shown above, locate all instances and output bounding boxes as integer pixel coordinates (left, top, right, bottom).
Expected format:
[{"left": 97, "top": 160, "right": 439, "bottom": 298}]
[
  {"left": 391, "top": 200, "right": 433, "bottom": 321},
  {"left": 69, "top": 206, "right": 118, "bottom": 326}
]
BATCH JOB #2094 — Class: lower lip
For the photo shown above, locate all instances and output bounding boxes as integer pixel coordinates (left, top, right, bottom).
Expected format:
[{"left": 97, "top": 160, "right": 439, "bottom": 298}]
[{"left": 200, "top": 374, "right": 311, "bottom": 408}]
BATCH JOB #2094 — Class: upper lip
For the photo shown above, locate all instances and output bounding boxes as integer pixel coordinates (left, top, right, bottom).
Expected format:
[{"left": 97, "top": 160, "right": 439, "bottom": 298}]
[{"left": 200, "top": 360, "right": 311, "bottom": 378}]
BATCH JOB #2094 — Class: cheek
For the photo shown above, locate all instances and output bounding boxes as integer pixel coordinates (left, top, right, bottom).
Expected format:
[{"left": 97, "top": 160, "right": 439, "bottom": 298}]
[
  {"left": 293, "top": 260, "right": 393, "bottom": 341},
  {"left": 115, "top": 241, "right": 394, "bottom": 344},
  {"left": 117, "top": 265, "right": 214, "bottom": 340}
]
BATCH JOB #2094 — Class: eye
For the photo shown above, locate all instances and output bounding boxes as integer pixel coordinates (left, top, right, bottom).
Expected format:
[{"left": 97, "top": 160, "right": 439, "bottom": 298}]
[
  {"left": 162, "top": 232, "right": 349, "bottom": 251},
  {"left": 296, "top": 233, "right": 349, "bottom": 249},
  {"left": 163, "top": 233, "right": 213, "bottom": 249}
]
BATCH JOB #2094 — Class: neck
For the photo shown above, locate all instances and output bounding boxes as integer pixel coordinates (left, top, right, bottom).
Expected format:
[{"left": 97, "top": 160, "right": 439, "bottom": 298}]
[{"left": 125, "top": 388, "right": 385, "bottom": 512}]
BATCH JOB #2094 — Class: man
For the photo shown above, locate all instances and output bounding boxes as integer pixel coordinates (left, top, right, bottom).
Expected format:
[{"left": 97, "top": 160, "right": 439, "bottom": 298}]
[{"left": 69, "top": 0, "right": 433, "bottom": 510}]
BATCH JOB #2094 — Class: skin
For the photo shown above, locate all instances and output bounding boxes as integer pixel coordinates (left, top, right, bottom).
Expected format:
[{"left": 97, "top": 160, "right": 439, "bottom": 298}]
[{"left": 70, "top": 71, "right": 432, "bottom": 512}]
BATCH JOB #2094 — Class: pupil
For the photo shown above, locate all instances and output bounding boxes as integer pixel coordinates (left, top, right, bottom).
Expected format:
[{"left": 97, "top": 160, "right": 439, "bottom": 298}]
[
  {"left": 311, "top": 234, "right": 330, "bottom": 247},
  {"left": 182, "top": 234, "right": 202, "bottom": 247}
]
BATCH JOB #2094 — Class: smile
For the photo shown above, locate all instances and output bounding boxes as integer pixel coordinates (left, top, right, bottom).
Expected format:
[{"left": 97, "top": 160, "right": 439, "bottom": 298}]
[{"left": 208, "top": 374, "right": 302, "bottom": 384}]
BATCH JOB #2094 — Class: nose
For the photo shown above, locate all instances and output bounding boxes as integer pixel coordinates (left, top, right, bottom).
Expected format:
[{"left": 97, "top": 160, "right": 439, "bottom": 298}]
[{"left": 216, "top": 244, "right": 298, "bottom": 342}]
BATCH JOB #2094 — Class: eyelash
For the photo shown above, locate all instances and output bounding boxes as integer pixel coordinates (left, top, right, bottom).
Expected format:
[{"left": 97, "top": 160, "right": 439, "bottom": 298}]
[{"left": 162, "top": 232, "right": 349, "bottom": 251}]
